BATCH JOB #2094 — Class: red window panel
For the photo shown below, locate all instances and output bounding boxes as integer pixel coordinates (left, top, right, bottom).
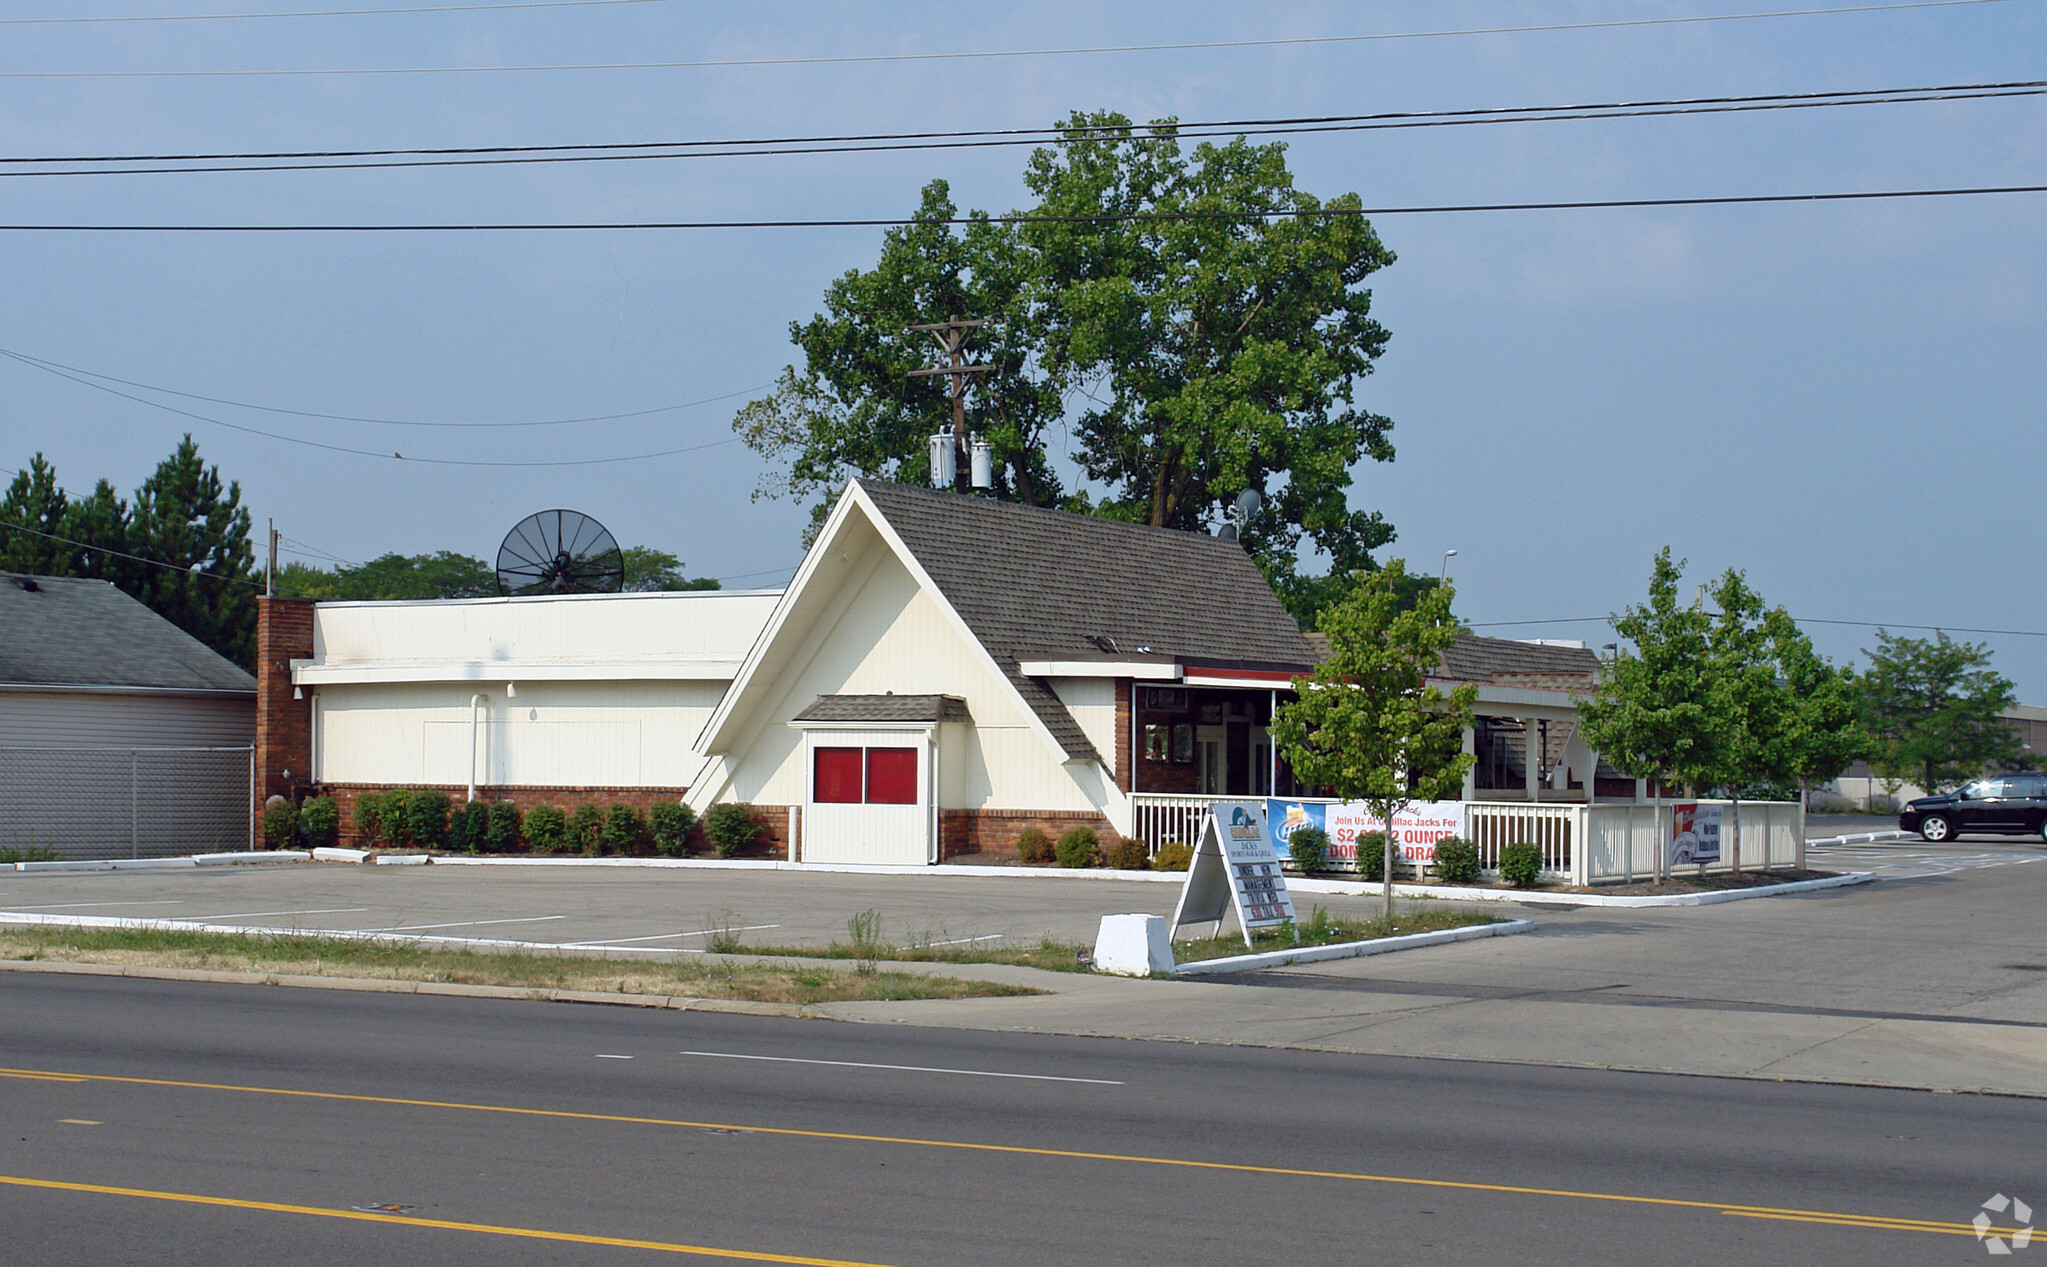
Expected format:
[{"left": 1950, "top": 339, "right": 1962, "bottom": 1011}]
[
  {"left": 864, "top": 748, "right": 919, "bottom": 805},
  {"left": 814, "top": 747, "right": 864, "bottom": 803}
]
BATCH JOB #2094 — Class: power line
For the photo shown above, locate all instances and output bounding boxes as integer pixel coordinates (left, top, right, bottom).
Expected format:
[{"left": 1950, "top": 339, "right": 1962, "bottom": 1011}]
[
  {"left": 4, "top": 182, "right": 2043, "bottom": 232},
  {"left": 0, "top": 1, "right": 2009, "bottom": 77},
  {"left": 8, "top": 80, "right": 2040, "bottom": 178},
  {"left": 0, "top": 516, "right": 269, "bottom": 592},
  {"left": 1469, "top": 615, "right": 2047, "bottom": 638},
  {"left": 0, "top": 345, "right": 770, "bottom": 429},
  {"left": 0, "top": 348, "right": 750, "bottom": 466},
  {"left": 1, "top": 0, "right": 671, "bottom": 23}
]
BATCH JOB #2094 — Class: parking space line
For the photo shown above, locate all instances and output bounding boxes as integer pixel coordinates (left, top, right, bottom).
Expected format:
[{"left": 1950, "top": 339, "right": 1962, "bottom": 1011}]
[
  {"left": 0, "top": 901, "right": 185, "bottom": 911},
  {"left": 562, "top": 924, "right": 781, "bottom": 948},
  {"left": 356, "top": 916, "right": 567, "bottom": 933},
  {"left": 188, "top": 908, "right": 371, "bottom": 922}
]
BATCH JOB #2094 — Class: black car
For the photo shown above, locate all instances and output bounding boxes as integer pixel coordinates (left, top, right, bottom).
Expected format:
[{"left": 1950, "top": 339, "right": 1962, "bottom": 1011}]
[{"left": 1899, "top": 774, "right": 2047, "bottom": 842}]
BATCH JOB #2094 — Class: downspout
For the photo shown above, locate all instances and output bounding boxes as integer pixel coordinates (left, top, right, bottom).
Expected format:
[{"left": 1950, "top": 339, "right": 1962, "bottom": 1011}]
[{"left": 468, "top": 693, "right": 486, "bottom": 802}]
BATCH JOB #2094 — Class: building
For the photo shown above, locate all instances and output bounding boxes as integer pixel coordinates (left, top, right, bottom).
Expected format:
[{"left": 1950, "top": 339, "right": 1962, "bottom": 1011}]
[
  {"left": 1, "top": 572, "right": 255, "bottom": 858},
  {"left": 259, "top": 479, "right": 1652, "bottom": 865}
]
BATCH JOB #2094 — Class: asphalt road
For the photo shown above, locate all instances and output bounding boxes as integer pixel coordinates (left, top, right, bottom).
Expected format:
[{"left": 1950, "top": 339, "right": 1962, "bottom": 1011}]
[{"left": 2, "top": 972, "right": 2040, "bottom": 1265}]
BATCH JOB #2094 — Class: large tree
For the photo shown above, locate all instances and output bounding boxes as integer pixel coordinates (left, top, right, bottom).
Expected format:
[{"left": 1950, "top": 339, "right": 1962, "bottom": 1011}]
[
  {"left": 737, "top": 111, "right": 1401, "bottom": 614},
  {"left": 1270, "top": 559, "right": 1476, "bottom": 917},
  {"left": 1763, "top": 607, "right": 1867, "bottom": 806},
  {"left": 1577, "top": 549, "right": 1721, "bottom": 796},
  {"left": 1861, "top": 629, "right": 2022, "bottom": 793},
  {"left": 278, "top": 545, "right": 717, "bottom": 599}
]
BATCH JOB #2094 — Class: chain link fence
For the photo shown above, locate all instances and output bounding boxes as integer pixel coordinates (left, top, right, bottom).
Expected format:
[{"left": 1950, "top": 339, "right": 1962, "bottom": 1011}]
[{"left": 0, "top": 747, "right": 254, "bottom": 860}]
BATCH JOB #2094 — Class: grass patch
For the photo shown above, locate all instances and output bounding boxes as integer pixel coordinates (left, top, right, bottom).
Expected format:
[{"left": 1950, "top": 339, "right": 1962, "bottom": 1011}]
[
  {"left": 716, "top": 909, "right": 1092, "bottom": 973},
  {"left": 1172, "top": 903, "right": 1504, "bottom": 966},
  {"left": 0, "top": 927, "right": 1041, "bottom": 1005},
  {"left": 0, "top": 844, "right": 60, "bottom": 864}
]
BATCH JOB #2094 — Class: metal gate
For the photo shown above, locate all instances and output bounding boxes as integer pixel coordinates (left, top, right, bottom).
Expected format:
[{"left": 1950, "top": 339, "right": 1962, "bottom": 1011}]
[{"left": 0, "top": 746, "right": 254, "bottom": 860}]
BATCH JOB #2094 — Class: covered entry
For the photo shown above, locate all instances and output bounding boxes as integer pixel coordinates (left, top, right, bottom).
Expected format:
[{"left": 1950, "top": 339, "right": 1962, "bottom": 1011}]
[{"left": 790, "top": 695, "right": 967, "bottom": 865}]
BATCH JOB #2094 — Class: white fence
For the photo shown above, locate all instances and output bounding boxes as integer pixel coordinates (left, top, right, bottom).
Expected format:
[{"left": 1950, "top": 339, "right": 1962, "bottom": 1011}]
[{"left": 1131, "top": 793, "right": 1803, "bottom": 886}]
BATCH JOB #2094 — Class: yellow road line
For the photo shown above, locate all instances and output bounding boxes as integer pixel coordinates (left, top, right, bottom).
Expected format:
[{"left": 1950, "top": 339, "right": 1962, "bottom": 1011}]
[
  {"left": 0, "top": 1174, "right": 893, "bottom": 1265},
  {"left": 0, "top": 1065, "right": 1993, "bottom": 1241}
]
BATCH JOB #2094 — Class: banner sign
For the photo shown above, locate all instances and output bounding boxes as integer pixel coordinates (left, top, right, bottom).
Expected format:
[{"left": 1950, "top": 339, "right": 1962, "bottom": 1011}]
[
  {"left": 1670, "top": 802, "right": 1722, "bottom": 866},
  {"left": 1269, "top": 799, "right": 1468, "bottom": 870},
  {"left": 1171, "top": 801, "right": 1295, "bottom": 949}
]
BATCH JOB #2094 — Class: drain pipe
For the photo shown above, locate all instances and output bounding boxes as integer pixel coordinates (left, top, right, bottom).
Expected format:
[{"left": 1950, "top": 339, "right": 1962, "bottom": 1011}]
[{"left": 468, "top": 693, "right": 487, "bottom": 802}]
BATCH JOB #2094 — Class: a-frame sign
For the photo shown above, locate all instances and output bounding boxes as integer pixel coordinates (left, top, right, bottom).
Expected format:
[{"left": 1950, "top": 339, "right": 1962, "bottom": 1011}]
[{"left": 1169, "top": 800, "right": 1297, "bottom": 950}]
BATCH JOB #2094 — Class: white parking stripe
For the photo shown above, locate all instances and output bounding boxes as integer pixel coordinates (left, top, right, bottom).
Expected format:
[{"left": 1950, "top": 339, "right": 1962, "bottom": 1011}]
[
  {"left": 191, "top": 908, "right": 370, "bottom": 922},
  {"left": 356, "top": 915, "right": 567, "bottom": 933},
  {"left": 679, "top": 1051, "right": 1124, "bottom": 1085},
  {"left": 561, "top": 924, "right": 781, "bottom": 947},
  {"left": 0, "top": 901, "right": 184, "bottom": 911}
]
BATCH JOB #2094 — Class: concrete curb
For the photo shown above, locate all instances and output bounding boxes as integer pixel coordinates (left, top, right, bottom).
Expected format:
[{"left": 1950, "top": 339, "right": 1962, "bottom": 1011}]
[
  {"left": 1806, "top": 830, "right": 1914, "bottom": 846},
  {"left": 312, "top": 847, "right": 369, "bottom": 864},
  {"left": 193, "top": 851, "right": 311, "bottom": 867},
  {"left": 1173, "top": 918, "right": 1534, "bottom": 975},
  {"left": 1287, "top": 871, "right": 1876, "bottom": 907},
  {"left": 13, "top": 857, "right": 199, "bottom": 873},
  {"left": 0, "top": 958, "right": 815, "bottom": 1017}
]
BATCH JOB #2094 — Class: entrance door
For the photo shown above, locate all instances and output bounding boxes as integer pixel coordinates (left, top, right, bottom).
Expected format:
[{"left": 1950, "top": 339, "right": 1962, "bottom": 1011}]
[{"left": 803, "top": 740, "right": 931, "bottom": 865}]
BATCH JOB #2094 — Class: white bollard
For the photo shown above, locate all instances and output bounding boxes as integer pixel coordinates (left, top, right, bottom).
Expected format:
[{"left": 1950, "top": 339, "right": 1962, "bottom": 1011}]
[{"left": 1092, "top": 913, "right": 1173, "bottom": 976}]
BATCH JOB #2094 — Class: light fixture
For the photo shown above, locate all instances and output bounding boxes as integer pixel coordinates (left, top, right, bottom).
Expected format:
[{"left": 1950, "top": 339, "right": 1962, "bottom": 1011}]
[
  {"left": 292, "top": 686, "right": 303, "bottom": 700},
  {"left": 1440, "top": 549, "right": 1458, "bottom": 583},
  {"left": 506, "top": 682, "right": 517, "bottom": 698}
]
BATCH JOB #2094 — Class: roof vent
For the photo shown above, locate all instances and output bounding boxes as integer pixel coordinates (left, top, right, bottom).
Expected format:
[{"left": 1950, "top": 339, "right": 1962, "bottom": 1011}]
[{"left": 15, "top": 577, "right": 39, "bottom": 593}]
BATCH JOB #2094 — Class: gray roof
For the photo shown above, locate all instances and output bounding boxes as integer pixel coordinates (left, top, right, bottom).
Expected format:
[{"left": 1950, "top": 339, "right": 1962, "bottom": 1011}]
[
  {"left": 859, "top": 480, "right": 1314, "bottom": 762},
  {"left": 1439, "top": 634, "right": 1600, "bottom": 685},
  {"left": 0, "top": 573, "right": 255, "bottom": 693},
  {"left": 792, "top": 694, "right": 971, "bottom": 724}
]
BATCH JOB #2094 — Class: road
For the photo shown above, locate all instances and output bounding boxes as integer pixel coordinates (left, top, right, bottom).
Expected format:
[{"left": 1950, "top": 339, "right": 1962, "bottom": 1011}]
[{"left": 1, "top": 972, "right": 2039, "bottom": 1265}]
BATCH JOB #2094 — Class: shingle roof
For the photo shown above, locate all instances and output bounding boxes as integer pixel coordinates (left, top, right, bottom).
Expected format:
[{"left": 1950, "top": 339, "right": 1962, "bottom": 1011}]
[
  {"left": 0, "top": 573, "right": 255, "bottom": 693},
  {"left": 1305, "top": 630, "right": 1601, "bottom": 686},
  {"left": 792, "top": 694, "right": 971, "bottom": 724},
  {"left": 859, "top": 480, "right": 1313, "bottom": 763}
]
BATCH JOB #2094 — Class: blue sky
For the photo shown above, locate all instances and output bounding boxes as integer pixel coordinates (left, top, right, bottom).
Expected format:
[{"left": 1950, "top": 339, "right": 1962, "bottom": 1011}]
[{"left": 2, "top": 1, "right": 2042, "bottom": 691}]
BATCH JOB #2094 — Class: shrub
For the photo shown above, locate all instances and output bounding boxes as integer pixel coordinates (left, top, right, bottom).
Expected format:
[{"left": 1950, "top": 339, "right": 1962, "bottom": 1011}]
[
  {"left": 451, "top": 799, "right": 492, "bottom": 853},
  {"left": 1499, "top": 841, "right": 1544, "bottom": 888},
  {"left": 1016, "top": 827, "right": 1055, "bottom": 866},
  {"left": 1288, "top": 826, "right": 1329, "bottom": 874},
  {"left": 704, "top": 802, "right": 763, "bottom": 858},
  {"left": 1107, "top": 834, "right": 1150, "bottom": 871},
  {"left": 565, "top": 803, "right": 605, "bottom": 854},
  {"left": 650, "top": 801, "right": 697, "bottom": 856},
  {"left": 484, "top": 802, "right": 524, "bottom": 853},
  {"left": 1432, "top": 836, "right": 1481, "bottom": 885},
  {"left": 262, "top": 799, "right": 299, "bottom": 848},
  {"left": 1152, "top": 840, "right": 1193, "bottom": 871},
  {"left": 299, "top": 797, "right": 340, "bottom": 848},
  {"left": 603, "top": 804, "right": 648, "bottom": 856},
  {"left": 524, "top": 805, "right": 566, "bottom": 852},
  {"left": 408, "top": 790, "right": 451, "bottom": 850},
  {"left": 352, "top": 791, "right": 386, "bottom": 845},
  {"left": 381, "top": 789, "right": 416, "bottom": 846},
  {"left": 1054, "top": 827, "right": 1100, "bottom": 869},
  {"left": 1354, "top": 830, "right": 1387, "bottom": 882}
]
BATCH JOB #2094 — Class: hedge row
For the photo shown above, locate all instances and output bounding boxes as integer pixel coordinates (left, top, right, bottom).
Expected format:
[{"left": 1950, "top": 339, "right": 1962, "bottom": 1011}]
[{"left": 266, "top": 793, "right": 772, "bottom": 858}]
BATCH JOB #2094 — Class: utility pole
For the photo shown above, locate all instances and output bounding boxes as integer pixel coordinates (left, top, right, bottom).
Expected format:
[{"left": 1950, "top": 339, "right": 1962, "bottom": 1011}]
[
  {"left": 907, "top": 317, "right": 998, "bottom": 492},
  {"left": 266, "top": 519, "right": 278, "bottom": 596}
]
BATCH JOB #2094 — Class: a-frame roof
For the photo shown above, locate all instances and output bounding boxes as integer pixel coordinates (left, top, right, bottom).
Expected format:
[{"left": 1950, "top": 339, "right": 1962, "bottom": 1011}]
[
  {"left": 0, "top": 573, "right": 254, "bottom": 694},
  {"left": 696, "top": 479, "right": 1313, "bottom": 773},
  {"left": 856, "top": 479, "right": 1314, "bottom": 761}
]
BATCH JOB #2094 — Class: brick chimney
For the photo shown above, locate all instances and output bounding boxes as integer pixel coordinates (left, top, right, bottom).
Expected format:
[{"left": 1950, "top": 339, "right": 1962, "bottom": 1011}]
[{"left": 254, "top": 596, "right": 316, "bottom": 824}]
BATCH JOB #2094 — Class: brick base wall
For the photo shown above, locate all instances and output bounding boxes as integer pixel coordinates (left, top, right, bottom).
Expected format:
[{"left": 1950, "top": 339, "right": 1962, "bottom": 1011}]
[
  {"left": 939, "top": 809, "right": 1122, "bottom": 862},
  {"left": 315, "top": 783, "right": 790, "bottom": 860}
]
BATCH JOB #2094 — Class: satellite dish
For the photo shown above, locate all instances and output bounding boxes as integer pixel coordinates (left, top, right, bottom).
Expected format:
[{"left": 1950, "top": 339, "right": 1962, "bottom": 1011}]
[
  {"left": 495, "top": 509, "right": 626, "bottom": 597},
  {"left": 1234, "top": 488, "right": 1263, "bottom": 518}
]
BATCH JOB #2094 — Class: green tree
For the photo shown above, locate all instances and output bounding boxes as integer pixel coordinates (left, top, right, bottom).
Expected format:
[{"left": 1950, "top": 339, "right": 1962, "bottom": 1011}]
[
  {"left": 60, "top": 479, "right": 132, "bottom": 584},
  {"left": 124, "top": 436, "right": 257, "bottom": 666},
  {"left": 622, "top": 546, "right": 721, "bottom": 592},
  {"left": 1270, "top": 559, "right": 1476, "bottom": 916},
  {"left": 0, "top": 455, "right": 74, "bottom": 575},
  {"left": 1763, "top": 607, "right": 1867, "bottom": 806},
  {"left": 1861, "top": 630, "right": 2021, "bottom": 793},
  {"left": 1577, "top": 549, "right": 1720, "bottom": 796},
  {"left": 288, "top": 550, "right": 497, "bottom": 601},
  {"left": 737, "top": 111, "right": 1401, "bottom": 592}
]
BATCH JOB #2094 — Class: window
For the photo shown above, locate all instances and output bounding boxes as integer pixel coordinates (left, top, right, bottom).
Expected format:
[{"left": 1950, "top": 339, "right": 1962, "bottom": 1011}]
[
  {"left": 814, "top": 748, "right": 864, "bottom": 803},
  {"left": 866, "top": 748, "right": 918, "bottom": 804},
  {"left": 813, "top": 745, "right": 920, "bottom": 805}
]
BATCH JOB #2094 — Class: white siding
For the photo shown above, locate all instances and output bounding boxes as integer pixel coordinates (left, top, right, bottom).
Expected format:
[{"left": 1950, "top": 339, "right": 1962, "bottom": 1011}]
[
  {"left": 0, "top": 689, "right": 253, "bottom": 748},
  {"left": 1050, "top": 678, "right": 1118, "bottom": 769},
  {"left": 315, "top": 679, "right": 724, "bottom": 787},
  {"left": 719, "top": 540, "right": 1091, "bottom": 811}
]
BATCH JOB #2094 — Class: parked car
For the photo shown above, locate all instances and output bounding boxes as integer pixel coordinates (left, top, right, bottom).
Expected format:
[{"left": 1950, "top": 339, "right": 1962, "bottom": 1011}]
[{"left": 1899, "top": 775, "right": 2047, "bottom": 842}]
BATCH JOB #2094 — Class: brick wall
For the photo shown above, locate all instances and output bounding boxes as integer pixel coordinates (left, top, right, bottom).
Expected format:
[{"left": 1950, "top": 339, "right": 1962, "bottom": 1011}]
[
  {"left": 1113, "top": 679, "right": 1131, "bottom": 792},
  {"left": 1132, "top": 685, "right": 1198, "bottom": 794},
  {"left": 253, "top": 596, "right": 315, "bottom": 831},
  {"left": 939, "top": 809, "right": 1121, "bottom": 862}
]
